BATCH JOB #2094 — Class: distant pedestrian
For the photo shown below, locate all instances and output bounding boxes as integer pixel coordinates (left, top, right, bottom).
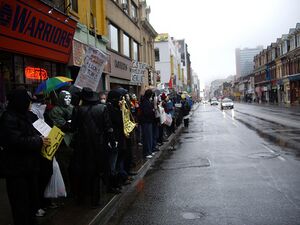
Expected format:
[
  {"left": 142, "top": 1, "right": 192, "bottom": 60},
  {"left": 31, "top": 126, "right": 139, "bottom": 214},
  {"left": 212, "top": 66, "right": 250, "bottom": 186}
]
[{"left": 181, "top": 94, "right": 191, "bottom": 128}]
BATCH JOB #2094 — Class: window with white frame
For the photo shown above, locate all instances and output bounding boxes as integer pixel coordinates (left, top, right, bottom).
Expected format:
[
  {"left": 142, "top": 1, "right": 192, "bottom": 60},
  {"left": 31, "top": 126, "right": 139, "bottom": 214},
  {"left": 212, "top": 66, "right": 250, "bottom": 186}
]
[
  {"left": 121, "top": 0, "right": 129, "bottom": 14},
  {"left": 282, "top": 41, "right": 287, "bottom": 54},
  {"left": 290, "top": 37, "right": 295, "bottom": 50},
  {"left": 131, "top": 2, "right": 137, "bottom": 21},
  {"left": 123, "top": 33, "right": 130, "bottom": 57},
  {"left": 109, "top": 24, "right": 119, "bottom": 52},
  {"left": 271, "top": 48, "right": 276, "bottom": 60},
  {"left": 297, "top": 34, "right": 300, "bottom": 48},
  {"left": 133, "top": 41, "right": 139, "bottom": 61}
]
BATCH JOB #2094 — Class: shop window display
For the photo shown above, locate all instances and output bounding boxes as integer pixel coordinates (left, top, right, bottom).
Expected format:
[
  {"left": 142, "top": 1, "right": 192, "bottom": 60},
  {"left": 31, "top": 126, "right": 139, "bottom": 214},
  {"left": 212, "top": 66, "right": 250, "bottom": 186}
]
[{"left": 0, "top": 52, "right": 66, "bottom": 104}]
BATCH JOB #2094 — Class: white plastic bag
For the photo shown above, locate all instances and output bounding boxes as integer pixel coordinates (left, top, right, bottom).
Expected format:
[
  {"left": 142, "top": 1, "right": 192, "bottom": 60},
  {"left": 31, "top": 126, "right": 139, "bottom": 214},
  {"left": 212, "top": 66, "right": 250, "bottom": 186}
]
[
  {"left": 44, "top": 157, "right": 67, "bottom": 198},
  {"left": 159, "top": 106, "right": 166, "bottom": 124},
  {"left": 164, "top": 114, "right": 173, "bottom": 127}
]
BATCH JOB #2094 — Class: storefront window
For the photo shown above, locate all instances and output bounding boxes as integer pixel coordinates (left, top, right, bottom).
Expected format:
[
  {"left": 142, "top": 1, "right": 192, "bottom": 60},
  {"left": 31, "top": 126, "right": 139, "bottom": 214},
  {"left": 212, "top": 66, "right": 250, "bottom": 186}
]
[
  {"left": 14, "top": 55, "right": 24, "bottom": 85},
  {"left": 24, "top": 57, "right": 52, "bottom": 85},
  {"left": 0, "top": 52, "right": 65, "bottom": 102}
]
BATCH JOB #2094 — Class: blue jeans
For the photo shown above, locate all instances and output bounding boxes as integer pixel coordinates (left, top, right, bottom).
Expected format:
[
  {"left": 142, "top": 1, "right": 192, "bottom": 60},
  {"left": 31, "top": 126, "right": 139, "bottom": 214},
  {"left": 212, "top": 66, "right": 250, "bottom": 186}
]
[{"left": 142, "top": 123, "right": 153, "bottom": 156}]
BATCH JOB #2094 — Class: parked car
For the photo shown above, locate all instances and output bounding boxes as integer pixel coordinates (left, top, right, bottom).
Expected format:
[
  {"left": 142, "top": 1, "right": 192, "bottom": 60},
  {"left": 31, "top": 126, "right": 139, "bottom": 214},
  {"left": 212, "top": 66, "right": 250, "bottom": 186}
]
[{"left": 220, "top": 98, "right": 234, "bottom": 110}]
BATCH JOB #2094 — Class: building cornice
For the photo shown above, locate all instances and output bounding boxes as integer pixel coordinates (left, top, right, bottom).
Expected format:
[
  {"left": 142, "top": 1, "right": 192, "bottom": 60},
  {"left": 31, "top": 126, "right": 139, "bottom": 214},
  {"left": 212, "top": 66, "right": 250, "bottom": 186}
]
[{"left": 141, "top": 19, "right": 158, "bottom": 38}]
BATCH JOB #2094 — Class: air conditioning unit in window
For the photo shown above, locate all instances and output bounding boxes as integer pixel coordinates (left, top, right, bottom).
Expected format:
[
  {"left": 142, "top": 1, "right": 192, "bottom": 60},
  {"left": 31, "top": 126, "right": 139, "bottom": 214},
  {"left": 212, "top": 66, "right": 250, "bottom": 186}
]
[{"left": 121, "top": 3, "right": 128, "bottom": 10}]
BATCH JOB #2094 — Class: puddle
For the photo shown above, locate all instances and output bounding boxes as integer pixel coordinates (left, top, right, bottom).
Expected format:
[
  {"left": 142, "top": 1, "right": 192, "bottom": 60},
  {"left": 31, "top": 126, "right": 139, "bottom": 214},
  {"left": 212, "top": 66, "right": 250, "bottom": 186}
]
[
  {"left": 181, "top": 211, "right": 205, "bottom": 220},
  {"left": 247, "top": 152, "right": 280, "bottom": 159}
]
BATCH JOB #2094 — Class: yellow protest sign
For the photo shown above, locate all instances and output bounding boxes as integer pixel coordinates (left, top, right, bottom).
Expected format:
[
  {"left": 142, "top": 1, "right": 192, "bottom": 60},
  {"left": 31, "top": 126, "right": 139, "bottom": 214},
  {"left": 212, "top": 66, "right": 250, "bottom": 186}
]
[
  {"left": 41, "top": 126, "right": 65, "bottom": 160},
  {"left": 121, "top": 99, "right": 136, "bottom": 138}
]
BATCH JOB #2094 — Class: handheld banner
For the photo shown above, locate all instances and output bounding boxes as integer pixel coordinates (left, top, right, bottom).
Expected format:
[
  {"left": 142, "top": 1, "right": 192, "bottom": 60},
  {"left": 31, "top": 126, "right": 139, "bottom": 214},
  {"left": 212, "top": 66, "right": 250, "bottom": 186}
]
[
  {"left": 121, "top": 99, "right": 136, "bottom": 138},
  {"left": 41, "top": 126, "right": 65, "bottom": 160}
]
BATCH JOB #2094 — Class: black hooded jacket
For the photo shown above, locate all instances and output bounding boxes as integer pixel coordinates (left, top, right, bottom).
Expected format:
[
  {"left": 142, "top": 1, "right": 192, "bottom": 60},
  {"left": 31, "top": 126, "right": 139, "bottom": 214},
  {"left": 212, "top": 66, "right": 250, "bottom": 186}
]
[{"left": 0, "top": 89, "right": 43, "bottom": 177}]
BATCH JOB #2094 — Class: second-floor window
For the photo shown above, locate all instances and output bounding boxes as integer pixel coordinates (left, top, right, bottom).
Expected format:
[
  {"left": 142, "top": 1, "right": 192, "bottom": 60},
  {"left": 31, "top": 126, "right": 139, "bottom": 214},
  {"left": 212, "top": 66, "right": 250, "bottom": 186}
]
[
  {"left": 123, "top": 33, "right": 130, "bottom": 57},
  {"left": 133, "top": 41, "right": 139, "bottom": 61},
  {"left": 109, "top": 24, "right": 119, "bottom": 52},
  {"left": 155, "top": 48, "right": 160, "bottom": 62}
]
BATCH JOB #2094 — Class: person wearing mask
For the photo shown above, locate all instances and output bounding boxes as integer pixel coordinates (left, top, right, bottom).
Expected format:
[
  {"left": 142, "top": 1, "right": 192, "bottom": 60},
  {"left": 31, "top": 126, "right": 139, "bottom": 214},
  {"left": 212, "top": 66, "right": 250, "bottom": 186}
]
[
  {"left": 48, "top": 90, "right": 73, "bottom": 195},
  {"left": 0, "top": 87, "right": 50, "bottom": 225},
  {"left": 100, "top": 92, "right": 107, "bottom": 104}
]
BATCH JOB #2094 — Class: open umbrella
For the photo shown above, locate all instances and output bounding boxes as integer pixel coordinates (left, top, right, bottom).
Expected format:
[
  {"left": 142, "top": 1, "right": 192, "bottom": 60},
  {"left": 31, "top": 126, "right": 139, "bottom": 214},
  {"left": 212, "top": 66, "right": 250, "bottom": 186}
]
[{"left": 35, "top": 76, "right": 73, "bottom": 94}]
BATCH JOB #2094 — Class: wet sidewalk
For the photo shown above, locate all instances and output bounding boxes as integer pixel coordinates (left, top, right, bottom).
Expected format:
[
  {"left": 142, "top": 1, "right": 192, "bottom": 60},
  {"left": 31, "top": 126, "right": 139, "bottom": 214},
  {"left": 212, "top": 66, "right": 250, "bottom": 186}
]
[
  {"left": 0, "top": 137, "right": 177, "bottom": 225},
  {"left": 0, "top": 104, "right": 199, "bottom": 225}
]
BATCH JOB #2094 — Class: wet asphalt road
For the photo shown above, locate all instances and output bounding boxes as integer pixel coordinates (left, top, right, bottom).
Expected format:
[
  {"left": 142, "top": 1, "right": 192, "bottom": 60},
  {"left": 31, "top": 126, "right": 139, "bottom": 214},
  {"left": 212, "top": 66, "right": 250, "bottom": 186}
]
[{"left": 107, "top": 104, "right": 300, "bottom": 225}]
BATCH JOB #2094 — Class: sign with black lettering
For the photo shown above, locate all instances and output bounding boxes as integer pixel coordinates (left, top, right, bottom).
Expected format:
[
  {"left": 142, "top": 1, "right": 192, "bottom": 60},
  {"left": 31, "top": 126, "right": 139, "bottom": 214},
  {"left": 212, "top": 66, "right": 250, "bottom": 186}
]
[
  {"left": 0, "top": 0, "right": 76, "bottom": 63},
  {"left": 41, "top": 126, "right": 65, "bottom": 160},
  {"left": 74, "top": 46, "right": 108, "bottom": 91}
]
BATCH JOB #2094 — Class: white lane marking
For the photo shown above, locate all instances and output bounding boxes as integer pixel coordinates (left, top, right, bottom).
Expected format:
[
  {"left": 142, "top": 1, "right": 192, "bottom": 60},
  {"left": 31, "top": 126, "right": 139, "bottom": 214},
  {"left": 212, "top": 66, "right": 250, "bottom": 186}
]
[
  {"left": 262, "top": 144, "right": 286, "bottom": 161},
  {"left": 220, "top": 109, "right": 238, "bottom": 127},
  {"left": 263, "top": 145, "right": 275, "bottom": 153}
]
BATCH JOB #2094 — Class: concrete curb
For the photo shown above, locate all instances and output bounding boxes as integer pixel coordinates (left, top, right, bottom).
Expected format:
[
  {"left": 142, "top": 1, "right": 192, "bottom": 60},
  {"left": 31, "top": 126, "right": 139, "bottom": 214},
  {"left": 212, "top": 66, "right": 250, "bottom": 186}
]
[
  {"left": 89, "top": 104, "right": 199, "bottom": 225},
  {"left": 88, "top": 127, "right": 184, "bottom": 225}
]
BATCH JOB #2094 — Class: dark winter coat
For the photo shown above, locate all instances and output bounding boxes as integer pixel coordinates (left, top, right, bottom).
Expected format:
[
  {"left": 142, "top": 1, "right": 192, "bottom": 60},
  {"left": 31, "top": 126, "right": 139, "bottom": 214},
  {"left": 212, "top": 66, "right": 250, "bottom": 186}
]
[
  {"left": 70, "top": 103, "right": 113, "bottom": 175},
  {"left": 181, "top": 100, "right": 191, "bottom": 117},
  {"left": 139, "top": 98, "right": 155, "bottom": 124},
  {"left": 0, "top": 90, "right": 43, "bottom": 177}
]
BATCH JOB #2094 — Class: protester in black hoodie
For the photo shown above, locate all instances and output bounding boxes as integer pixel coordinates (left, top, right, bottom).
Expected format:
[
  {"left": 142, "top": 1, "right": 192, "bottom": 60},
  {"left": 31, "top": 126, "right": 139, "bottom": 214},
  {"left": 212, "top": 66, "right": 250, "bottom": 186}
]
[
  {"left": 0, "top": 87, "right": 50, "bottom": 225},
  {"left": 139, "top": 89, "right": 155, "bottom": 159}
]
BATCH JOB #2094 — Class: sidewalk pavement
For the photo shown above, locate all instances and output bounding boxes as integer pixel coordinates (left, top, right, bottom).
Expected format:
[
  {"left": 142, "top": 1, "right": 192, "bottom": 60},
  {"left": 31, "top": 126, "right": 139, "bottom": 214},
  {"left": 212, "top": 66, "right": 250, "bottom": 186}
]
[{"left": 0, "top": 104, "right": 199, "bottom": 225}]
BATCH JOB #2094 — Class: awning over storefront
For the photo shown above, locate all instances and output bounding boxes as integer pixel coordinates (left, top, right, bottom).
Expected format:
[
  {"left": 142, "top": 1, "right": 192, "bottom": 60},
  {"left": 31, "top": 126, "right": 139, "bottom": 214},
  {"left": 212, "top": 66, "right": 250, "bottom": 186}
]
[{"left": 0, "top": 0, "right": 77, "bottom": 63}]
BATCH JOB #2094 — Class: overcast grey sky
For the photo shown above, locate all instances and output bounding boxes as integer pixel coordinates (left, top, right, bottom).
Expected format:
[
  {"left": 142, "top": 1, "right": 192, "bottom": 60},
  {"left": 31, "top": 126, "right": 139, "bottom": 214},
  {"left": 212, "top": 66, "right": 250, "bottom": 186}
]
[{"left": 146, "top": 0, "right": 300, "bottom": 86}]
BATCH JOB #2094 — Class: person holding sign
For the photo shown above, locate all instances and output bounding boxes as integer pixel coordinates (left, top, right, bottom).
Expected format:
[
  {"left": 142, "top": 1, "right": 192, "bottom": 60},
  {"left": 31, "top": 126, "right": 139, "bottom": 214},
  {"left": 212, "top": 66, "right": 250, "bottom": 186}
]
[
  {"left": 48, "top": 90, "right": 73, "bottom": 195},
  {"left": 0, "top": 87, "right": 50, "bottom": 225}
]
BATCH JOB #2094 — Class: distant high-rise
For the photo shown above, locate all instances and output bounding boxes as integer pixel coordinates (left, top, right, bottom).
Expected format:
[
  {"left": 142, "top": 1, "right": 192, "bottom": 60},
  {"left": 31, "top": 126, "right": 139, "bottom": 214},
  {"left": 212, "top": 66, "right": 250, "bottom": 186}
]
[{"left": 235, "top": 47, "right": 263, "bottom": 77}]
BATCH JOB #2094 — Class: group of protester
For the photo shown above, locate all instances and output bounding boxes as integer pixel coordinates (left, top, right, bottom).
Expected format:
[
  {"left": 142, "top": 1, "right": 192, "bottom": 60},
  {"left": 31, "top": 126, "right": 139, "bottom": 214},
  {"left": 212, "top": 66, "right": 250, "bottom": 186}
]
[{"left": 0, "top": 85, "right": 192, "bottom": 225}]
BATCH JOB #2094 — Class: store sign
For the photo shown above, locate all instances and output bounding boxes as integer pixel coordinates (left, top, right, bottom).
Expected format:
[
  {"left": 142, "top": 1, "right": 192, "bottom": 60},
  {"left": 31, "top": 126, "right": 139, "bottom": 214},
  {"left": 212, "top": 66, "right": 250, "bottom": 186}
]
[
  {"left": 25, "top": 66, "right": 48, "bottom": 80},
  {"left": 0, "top": 0, "right": 76, "bottom": 63},
  {"left": 109, "top": 50, "right": 131, "bottom": 80}
]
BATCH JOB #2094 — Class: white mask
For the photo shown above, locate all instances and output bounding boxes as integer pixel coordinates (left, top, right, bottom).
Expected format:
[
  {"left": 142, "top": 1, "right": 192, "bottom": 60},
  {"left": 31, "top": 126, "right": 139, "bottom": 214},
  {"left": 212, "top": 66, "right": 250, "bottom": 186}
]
[
  {"left": 64, "top": 94, "right": 71, "bottom": 106},
  {"left": 100, "top": 99, "right": 106, "bottom": 104}
]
